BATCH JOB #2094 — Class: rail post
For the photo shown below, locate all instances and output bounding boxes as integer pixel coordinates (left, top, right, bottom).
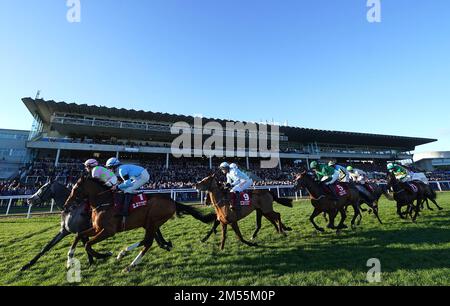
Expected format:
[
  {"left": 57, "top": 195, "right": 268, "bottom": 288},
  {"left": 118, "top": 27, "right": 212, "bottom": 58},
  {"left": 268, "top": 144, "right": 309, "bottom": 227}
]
[
  {"left": 277, "top": 187, "right": 280, "bottom": 198},
  {"left": 436, "top": 182, "right": 442, "bottom": 192},
  {"left": 50, "top": 199, "right": 55, "bottom": 213},
  {"left": 5, "top": 198, "right": 13, "bottom": 216},
  {"left": 27, "top": 204, "right": 33, "bottom": 219}
]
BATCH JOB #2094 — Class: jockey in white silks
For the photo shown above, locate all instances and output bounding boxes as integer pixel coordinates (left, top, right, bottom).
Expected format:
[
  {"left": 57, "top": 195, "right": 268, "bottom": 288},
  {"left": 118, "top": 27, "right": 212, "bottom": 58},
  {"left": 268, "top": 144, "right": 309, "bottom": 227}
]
[
  {"left": 219, "top": 162, "right": 253, "bottom": 217},
  {"left": 347, "top": 166, "right": 373, "bottom": 201}
]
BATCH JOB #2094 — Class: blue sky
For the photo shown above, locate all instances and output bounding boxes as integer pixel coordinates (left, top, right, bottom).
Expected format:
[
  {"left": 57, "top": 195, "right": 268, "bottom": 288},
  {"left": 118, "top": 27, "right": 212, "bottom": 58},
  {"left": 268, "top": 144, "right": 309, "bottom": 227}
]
[{"left": 0, "top": 0, "right": 449, "bottom": 152}]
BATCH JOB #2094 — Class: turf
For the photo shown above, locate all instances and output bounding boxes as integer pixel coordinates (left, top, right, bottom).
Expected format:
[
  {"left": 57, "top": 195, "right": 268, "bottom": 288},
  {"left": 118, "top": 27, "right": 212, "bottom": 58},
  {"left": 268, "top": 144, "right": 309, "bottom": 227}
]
[{"left": 1, "top": 193, "right": 449, "bottom": 286}]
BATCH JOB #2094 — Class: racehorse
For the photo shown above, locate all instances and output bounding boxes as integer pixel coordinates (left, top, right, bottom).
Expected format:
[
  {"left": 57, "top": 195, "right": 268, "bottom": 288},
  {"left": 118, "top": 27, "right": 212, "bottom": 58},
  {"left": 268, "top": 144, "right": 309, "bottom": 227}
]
[
  {"left": 65, "top": 175, "right": 215, "bottom": 272},
  {"left": 386, "top": 172, "right": 424, "bottom": 221},
  {"left": 352, "top": 182, "right": 385, "bottom": 224},
  {"left": 294, "top": 170, "right": 361, "bottom": 232},
  {"left": 19, "top": 180, "right": 173, "bottom": 271},
  {"left": 200, "top": 187, "right": 292, "bottom": 242},
  {"left": 195, "top": 174, "right": 293, "bottom": 250}
]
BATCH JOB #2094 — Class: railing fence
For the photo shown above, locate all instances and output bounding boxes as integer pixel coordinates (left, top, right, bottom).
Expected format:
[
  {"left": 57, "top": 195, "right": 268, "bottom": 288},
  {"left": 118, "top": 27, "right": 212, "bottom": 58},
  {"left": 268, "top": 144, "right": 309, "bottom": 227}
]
[{"left": 1, "top": 181, "right": 449, "bottom": 218}]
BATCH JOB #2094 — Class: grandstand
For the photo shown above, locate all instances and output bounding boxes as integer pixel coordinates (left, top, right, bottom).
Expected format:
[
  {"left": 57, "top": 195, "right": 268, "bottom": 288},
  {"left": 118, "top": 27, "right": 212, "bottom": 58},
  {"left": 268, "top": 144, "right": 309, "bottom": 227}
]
[{"left": 13, "top": 97, "right": 436, "bottom": 190}]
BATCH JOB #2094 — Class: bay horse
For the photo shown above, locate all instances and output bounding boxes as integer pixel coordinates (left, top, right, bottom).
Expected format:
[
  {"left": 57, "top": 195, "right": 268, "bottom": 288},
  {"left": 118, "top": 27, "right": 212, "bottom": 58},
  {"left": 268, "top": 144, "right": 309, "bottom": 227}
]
[
  {"left": 195, "top": 174, "right": 293, "bottom": 250},
  {"left": 386, "top": 172, "right": 423, "bottom": 221},
  {"left": 65, "top": 175, "right": 215, "bottom": 272},
  {"left": 294, "top": 170, "right": 360, "bottom": 232},
  {"left": 19, "top": 180, "right": 173, "bottom": 271},
  {"left": 200, "top": 188, "right": 292, "bottom": 242}
]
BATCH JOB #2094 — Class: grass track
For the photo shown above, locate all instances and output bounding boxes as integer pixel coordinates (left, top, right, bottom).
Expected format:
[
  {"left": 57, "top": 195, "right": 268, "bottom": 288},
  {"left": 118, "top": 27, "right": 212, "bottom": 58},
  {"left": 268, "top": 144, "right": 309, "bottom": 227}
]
[{"left": 1, "top": 193, "right": 449, "bottom": 286}]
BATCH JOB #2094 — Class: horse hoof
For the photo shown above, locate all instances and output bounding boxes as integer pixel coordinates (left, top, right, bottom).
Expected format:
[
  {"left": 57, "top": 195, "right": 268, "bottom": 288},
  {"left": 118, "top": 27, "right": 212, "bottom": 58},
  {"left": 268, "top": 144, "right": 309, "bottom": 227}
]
[
  {"left": 318, "top": 228, "right": 325, "bottom": 233},
  {"left": 285, "top": 227, "right": 293, "bottom": 231},
  {"left": 117, "top": 251, "right": 126, "bottom": 260},
  {"left": 439, "top": 207, "right": 443, "bottom": 211},
  {"left": 20, "top": 265, "right": 29, "bottom": 272},
  {"left": 123, "top": 266, "right": 132, "bottom": 273}
]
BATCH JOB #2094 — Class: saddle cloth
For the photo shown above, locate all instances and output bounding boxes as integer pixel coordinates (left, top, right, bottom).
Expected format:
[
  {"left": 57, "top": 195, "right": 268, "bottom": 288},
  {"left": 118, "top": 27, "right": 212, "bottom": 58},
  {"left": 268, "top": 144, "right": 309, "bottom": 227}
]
[
  {"left": 230, "top": 191, "right": 252, "bottom": 206},
  {"left": 114, "top": 193, "right": 148, "bottom": 213},
  {"left": 323, "top": 183, "right": 349, "bottom": 197}
]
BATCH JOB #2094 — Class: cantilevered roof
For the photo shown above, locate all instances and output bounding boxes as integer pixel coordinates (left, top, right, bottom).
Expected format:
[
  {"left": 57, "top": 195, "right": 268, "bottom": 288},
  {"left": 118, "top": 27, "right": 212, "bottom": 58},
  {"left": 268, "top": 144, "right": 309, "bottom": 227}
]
[{"left": 22, "top": 97, "right": 436, "bottom": 150}]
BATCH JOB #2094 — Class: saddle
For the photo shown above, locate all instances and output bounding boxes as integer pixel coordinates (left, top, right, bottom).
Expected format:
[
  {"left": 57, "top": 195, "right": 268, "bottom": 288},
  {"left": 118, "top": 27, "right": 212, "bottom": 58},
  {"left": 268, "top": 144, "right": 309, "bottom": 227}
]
[{"left": 113, "top": 192, "right": 148, "bottom": 214}]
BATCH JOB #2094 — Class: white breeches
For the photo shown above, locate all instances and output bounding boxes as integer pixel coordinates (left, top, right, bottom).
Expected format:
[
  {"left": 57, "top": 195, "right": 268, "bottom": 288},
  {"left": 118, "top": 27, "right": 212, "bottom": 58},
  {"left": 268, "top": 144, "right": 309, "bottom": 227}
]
[
  {"left": 231, "top": 179, "right": 253, "bottom": 192},
  {"left": 121, "top": 170, "right": 150, "bottom": 194}
]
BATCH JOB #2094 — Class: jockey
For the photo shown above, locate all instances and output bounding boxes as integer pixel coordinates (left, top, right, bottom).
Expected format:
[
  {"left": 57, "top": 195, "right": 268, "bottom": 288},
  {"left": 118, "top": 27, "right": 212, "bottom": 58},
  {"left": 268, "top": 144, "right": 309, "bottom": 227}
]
[
  {"left": 84, "top": 159, "right": 118, "bottom": 188},
  {"left": 347, "top": 166, "right": 369, "bottom": 184},
  {"left": 106, "top": 157, "right": 150, "bottom": 224},
  {"left": 347, "top": 166, "right": 373, "bottom": 201},
  {"left": 310, "top": 161, "right": 340, "bottom": 198},
  {"left": 219, "top": 162, "right": 253, "bottom": 216},
  {"left": 387, "top": 162, "right": 417, "bottom": 194},
  {"left": 328, "top": 161, "right": 350, "bottom": 183}
]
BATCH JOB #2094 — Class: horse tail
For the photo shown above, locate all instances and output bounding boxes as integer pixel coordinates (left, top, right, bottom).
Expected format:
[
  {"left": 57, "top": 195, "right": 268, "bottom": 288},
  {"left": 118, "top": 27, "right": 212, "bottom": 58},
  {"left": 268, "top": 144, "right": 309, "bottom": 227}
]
[
  {"left": 269, "top": 190, "right": 293, "bottom": 208},
  {"left": 174, "top": 201, "right": 216, "bottom": 224}
]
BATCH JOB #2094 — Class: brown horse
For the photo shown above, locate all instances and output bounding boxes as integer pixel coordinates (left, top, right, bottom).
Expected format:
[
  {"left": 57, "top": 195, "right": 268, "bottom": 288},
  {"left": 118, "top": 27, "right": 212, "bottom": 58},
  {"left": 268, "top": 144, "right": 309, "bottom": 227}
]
[
  {"left": 64, "top": 175, "right": 215, "bottom": 272},
  {"left": 195, "top": 174, "right": 293, "bottom": 250},
  {"left": 294, "top": 170, "right": 361, "bottom": 233}
]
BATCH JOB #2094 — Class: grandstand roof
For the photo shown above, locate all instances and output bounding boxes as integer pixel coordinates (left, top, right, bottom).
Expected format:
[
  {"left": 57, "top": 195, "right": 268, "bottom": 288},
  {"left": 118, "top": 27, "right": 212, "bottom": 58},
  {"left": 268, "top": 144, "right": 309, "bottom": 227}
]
[{"left": 23, "top": 98, "right": 436, "bottom": 150}]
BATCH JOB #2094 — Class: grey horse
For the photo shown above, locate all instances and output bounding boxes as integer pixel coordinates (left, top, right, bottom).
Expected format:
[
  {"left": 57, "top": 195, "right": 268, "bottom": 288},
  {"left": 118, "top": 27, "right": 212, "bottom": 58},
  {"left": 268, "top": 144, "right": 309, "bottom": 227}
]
[{"left": 20, "top": 180, "right": 172, "bottom": 271}]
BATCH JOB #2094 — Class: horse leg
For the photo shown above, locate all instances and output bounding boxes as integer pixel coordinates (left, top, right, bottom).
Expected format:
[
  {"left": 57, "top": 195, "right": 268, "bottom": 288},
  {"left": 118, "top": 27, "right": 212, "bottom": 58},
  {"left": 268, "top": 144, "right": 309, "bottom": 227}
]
[
  {"left": 84, "top": 229, "right": 114, "bottom": 260},
  {"left": 201, "top": 220, "right": 220, "bottom": 243},
  {"left": 124, "top": 229, "right": 155, "bottom": 273},
  {"left": 265, "top": 211, "right": 286, "bottom": 236},
  {"left": 327, "top": 207, "right": 338, "bottom": 229},
  {"left": 80, "top": 236, "right": 94, "bottom": 266},
  {"left": 336, "top": 207, "right": 347, "bottom": 230},
  {"left": 350, "top": 204, "right": 360, "bottom": 230},
  {"left": 412, "top": 200, "right": 421, "bottom": 222},
  {"left": 220, "top": 223, "right": 227, "bottom": 250},
  {"left": 155, "top": 229, "right": 173, "bottom": 251},
  {"left": 20, "top": 229, "right": 70, "bottom": 271},
  {"left": 397, "top": 203, "right": 406, "bottom": 219},
  {"left": 424, "top": 198, "right": 432, "bottom": 210},
  {"left": 322, "top": 212, "right": 328, "bottom": 222},
  {"left": 251, "top": 209, "right": 263, "bottom": 240},
  {"left": 231, "top": 222, "right": 258, "bottom": 247},
  {"left": 117, "top": 241, "right": 144, "bottom": 260},
  {"left": 366, "top": 202, "right": 383, "bottom": 224},
  {"left": 67, "top": 235, "right": 81, "bottom": 269},
  {"left": 310, "top": 207, "right": 325, "bottom": 232},
  {"left": 430, "top": 198, "right": 443, "bottom": 210}
]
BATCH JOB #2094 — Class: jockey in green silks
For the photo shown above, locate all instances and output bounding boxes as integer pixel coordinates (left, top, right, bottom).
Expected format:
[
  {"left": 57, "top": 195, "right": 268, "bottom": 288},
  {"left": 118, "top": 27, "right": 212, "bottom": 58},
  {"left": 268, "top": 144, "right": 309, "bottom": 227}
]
[{"left": 310, "top": 161, "right": 340, "bottom": 199}]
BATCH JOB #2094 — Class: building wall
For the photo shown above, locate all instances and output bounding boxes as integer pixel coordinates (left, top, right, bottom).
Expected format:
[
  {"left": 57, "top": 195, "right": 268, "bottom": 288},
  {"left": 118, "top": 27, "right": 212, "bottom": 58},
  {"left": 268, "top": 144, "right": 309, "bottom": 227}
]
[{"left": 0, "top": 129, "right": 30, "bottom": 179}]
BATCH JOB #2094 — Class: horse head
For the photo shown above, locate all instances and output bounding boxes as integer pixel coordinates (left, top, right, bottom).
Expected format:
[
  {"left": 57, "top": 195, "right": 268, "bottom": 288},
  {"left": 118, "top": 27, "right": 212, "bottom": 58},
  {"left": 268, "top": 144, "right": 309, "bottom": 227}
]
[
  {"left": 195, "top": 173, "right": 220, "bottom": 192},
  {"left": 294, "top": 169, "right": 315, "bottom": 191},
  {"left": 27, "top": 181, "right": 53, "bottom": 207}
]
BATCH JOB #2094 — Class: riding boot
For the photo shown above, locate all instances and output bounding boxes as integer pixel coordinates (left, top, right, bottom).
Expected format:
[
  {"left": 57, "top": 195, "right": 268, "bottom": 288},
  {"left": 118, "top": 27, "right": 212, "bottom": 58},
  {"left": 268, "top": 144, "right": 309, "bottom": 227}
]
[
  {"left": 233, "top": 191, "right": 242, "bottom": 219},
  {"left": 121, "top": 193, "right": 133, "bottom": 229}
]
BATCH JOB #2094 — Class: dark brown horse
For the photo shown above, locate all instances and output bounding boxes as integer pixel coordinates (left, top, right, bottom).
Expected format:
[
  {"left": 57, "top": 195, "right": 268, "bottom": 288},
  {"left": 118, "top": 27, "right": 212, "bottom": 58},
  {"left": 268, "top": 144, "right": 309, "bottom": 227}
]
[
  {"left": 64, "top": 175, "right": 215, "bottom": 272},
  {"left": 386, "top": 172, "right": 426, "bottom": 222},
  {"left": 195, "top": 174, "right": 292, "bottom": 250},
  {"left": 294, "top": 170, "right": 361, "bottom": 233}
]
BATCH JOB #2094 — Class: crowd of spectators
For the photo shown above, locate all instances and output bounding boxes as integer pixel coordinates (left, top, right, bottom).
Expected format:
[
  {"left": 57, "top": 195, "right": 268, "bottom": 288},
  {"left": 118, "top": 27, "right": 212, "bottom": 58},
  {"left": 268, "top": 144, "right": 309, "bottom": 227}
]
[{"left": 2, "top": 156, "right": 450, "bottom": 196}]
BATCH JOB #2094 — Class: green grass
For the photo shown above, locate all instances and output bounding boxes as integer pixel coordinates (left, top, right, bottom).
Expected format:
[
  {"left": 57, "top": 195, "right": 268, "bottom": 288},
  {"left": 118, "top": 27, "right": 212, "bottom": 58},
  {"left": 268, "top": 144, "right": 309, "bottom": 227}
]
[{"left": 1, "top": 193, "right": 450, "bottom": 286}]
